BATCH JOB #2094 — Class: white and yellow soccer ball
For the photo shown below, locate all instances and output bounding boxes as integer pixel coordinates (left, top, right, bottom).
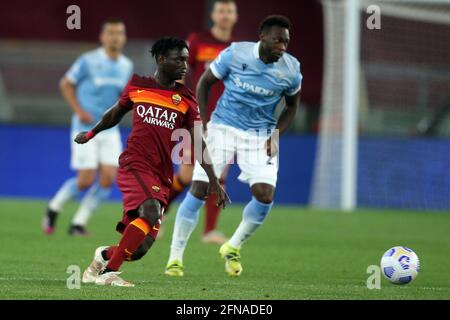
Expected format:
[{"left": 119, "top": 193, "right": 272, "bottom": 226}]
[{"left": 380, "top": 246, "right": 420, "bottom": 285}]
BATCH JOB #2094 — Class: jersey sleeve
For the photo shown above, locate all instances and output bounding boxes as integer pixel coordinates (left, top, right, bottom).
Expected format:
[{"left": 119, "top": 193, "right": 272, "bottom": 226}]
[
  {"left": 184, "top": 102, "right": 202, "bottom": 129},
  {"left": 209, "top": 44, "right": 234, "bottom": 80},
  {"left": 65, "top": 55, "right": 88, "bottom": 84},
  {"left": 118, "top": 77, "right": 135, "bottom": 109},
  {"left": 187, "top": 32, "right": 199, "bottom": 68},
  {"left": 285, "top": 63, "right": 303, "bottom": 96}
]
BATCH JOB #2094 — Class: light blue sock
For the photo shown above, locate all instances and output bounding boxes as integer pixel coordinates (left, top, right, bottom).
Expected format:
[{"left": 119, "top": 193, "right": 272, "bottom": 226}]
[
  {"left": 168, "top": 192, "right": 205, "bottom": 262},
  {"left": 72, "top": 184, "right": 112, "bottom": 226},
  {"left": 228, "top": 197, "right": 274, "bottom": 248},
  {"left": 48, "top": 177, "right": 80, "bottom": 212}
]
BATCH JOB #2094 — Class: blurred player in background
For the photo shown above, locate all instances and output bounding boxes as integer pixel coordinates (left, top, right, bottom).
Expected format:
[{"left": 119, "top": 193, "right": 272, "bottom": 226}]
[
  {"left": 166, "top": 15, "right": 302, "bottom": 277},
  {"left": 76, "top": 37, "right": 229, "bottom": 287},
  {"left": 168, "top": 0, "right": 238, "bottom": 244},
  {"left": 42, "top": 19, "right": 133, "bottom": 236}
]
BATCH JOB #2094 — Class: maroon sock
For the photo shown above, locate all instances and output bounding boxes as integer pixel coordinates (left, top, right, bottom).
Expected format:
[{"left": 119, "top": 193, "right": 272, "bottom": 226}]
[
  {"left": 104, "top": 246, "right": 118, "bottom": 260},
  {"left": 105, "top": 218, "right": 151, "bottom": 271}
]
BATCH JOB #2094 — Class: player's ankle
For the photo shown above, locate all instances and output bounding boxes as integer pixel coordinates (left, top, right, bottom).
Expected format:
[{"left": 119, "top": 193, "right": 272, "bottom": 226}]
[
  {"left": 101, "top": 249, "right": 109, "bottom": 261},
  {"left": 100, "top": 267, "right": 116, "bottom": 275}
]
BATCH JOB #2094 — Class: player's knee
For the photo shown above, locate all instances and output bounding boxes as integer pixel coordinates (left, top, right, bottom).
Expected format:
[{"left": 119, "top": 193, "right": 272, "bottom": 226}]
[
  {"left": 99, "top": 175, "right": 115, "bottom": 188},
  {"left": 139, "top": 199, "right": 162, "bottom": 226},
  {"left": 99, "top": 167, "right": 117, "bottom": 188},
  {"left": 77, "top": 176, "right": 96, "bottom": 190},
  {"left": 255, "top": 194, "right": 273, "bottom": 204},
  {"left": 252, "top": 184, "right": 275, "bottom": 204},
  {"left": 189, "top": 181, "right": 209, "bottom": 200}
]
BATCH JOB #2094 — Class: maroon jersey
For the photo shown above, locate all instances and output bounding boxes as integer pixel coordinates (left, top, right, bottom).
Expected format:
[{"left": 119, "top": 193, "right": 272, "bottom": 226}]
[
  {"left": 186, "top": 31, "right": 232, "bottom": 121},
  {"left": 118, "top": 74, "right": 201, "bottom": 191}
]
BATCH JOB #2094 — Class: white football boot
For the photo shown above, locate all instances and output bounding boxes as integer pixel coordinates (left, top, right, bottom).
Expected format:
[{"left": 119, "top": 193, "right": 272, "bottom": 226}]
[
  {"left": 82, "top": 246, "right": 109, "bottom": 284},
  {"left": 95, "top": 271, "right": 135, "bottom": 287}
]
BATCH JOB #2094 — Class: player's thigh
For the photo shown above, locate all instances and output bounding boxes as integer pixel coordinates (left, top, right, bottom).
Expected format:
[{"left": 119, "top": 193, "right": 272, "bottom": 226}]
[
  {"left": 98, "top": 165, "right": 117, "bottom": 188},
  {"left": 97, "top": 130, "right": 122, "bottom": 168},
  {"left": 71, "top": 132, "right": 99, "bottom": 172}
]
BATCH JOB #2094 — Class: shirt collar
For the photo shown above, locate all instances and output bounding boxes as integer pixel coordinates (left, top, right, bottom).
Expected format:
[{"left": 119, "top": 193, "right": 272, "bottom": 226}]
[
  {"left": 253, "top": 41, "right": 261, "bottom": 60},
  {"left": 99, "top": 47, "right": 122, "bottom": 61}
]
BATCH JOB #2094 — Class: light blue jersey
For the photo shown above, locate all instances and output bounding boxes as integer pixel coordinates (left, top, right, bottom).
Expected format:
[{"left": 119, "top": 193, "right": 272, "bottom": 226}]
[
  {"left": 209, "top": 41, "right": 302, "bottom": 130},
  {"left": 66, "top": 47, "right": 133, "bottom": 132}
]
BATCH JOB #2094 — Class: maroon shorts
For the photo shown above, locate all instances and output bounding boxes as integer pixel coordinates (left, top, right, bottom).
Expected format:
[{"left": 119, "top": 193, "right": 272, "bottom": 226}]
[{"left": 116, "top": 165, "right": 169, "bottom": 240}]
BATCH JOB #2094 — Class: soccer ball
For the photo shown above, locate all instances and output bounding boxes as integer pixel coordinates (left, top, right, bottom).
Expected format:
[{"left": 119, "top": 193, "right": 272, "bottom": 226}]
[{"left": 380, "top": 246, "right": 420, "bottom": 285}]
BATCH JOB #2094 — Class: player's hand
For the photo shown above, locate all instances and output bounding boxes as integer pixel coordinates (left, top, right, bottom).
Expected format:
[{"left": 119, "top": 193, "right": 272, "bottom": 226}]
[
  {"left": 207, "top": 178, "right": 231, "bottom": 209},
  {"left": 77, "top": 110, "right": 93, "bottom": 124},
  {"left": 74, "top": 131, "right": 95, "bottom": 144},
  {"left": 265, "top": 135, "right": 279, "bottom": 158}
]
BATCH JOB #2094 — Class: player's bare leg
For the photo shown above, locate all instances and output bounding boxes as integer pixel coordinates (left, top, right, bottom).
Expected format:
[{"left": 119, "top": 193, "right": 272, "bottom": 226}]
[
  {"left": 221, "top": 183, "right": 275, "bottom": 276},
  {"left": 94, "top": 199, "right": 162, "bottom": 287},
  {"left": 43, "top": 169, "right": 96, "bottom": 235},
  {"left": 70, "top": 165, "right": 116, "bottom": 235}
]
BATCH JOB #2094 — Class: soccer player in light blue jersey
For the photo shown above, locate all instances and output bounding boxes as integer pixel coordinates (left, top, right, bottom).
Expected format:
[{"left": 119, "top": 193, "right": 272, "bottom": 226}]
[
  {"left": 166, "top": 15, "right": 302, "bottom": 276},
  {"left": 42, "top": 19, "right": 133, "bottom": 236}
]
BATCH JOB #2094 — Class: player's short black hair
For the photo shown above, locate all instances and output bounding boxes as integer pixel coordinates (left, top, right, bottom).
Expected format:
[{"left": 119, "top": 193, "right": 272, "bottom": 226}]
[
  {"left": 150, "top": 37, "right": 189, "bottom": 59},
  {"left": 213, "top": 0, "right": 236, "bottom": 6},
  {"left": 258, "top": 15, "right": 292, "bottom": 35},
  {"left": 101, "top": 18, "right": 125, "bottom": 31}
]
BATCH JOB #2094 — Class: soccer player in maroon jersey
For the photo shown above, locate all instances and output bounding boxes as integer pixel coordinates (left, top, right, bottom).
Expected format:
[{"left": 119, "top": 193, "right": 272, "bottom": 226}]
[
  {"left": 168, "top": 0, "right": 238, "bottom": 244},
  {"left": 74, "top": 37, "right": 229, "bottom": 287}
]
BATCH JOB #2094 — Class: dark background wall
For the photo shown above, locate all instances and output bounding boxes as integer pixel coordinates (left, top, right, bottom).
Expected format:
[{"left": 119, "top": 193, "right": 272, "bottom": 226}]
[{"left": 0, "top": 0, "right": 323, "bottom": 107}]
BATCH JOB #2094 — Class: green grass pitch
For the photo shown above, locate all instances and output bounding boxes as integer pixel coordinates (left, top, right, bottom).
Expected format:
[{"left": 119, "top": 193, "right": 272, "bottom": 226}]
[{"left": 0, "top": 198, "right": 449, "bottom": 300}]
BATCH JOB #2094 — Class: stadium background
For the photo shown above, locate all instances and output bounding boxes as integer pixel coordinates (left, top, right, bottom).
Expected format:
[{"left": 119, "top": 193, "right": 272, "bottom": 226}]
[
  {"left": 0, "top": 0, "right": 449, "bottom": 210},
  {"left": 0, "top": 0, "right": 449, "bottom": 301}
]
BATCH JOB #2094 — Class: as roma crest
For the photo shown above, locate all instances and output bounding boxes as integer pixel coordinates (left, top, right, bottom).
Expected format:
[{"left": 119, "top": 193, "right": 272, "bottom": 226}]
[{"left": 172, "top": 94, "right": 182, "bottom": 105}]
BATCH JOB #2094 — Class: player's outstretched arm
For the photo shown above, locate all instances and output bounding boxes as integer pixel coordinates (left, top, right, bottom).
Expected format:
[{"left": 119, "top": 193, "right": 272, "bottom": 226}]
[
  {"left": 189, "top": 126, "right": 231, "bottom": 208},
  {"left": 74, "top": 102, "right": 130, "bottom": 144},
  {"left": 196, "top": 69, "right": 220, "bottom": 130},
  {"left": 265, "top": 91, "right": 301, "bottom": 157}
]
